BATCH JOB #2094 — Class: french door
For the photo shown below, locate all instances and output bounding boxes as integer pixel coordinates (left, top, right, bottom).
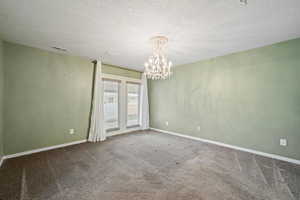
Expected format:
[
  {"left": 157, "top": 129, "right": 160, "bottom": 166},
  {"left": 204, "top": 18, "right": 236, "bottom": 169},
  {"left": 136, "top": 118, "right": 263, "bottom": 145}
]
[
  {"left": 126, "top": 82, "right": 141, "bottom": 128},
  {"left": 103, "top": 79, "right": 120, "bottom": 132},
  {"left": 102, "top": 74, "right": 141, "bottom": 136}
]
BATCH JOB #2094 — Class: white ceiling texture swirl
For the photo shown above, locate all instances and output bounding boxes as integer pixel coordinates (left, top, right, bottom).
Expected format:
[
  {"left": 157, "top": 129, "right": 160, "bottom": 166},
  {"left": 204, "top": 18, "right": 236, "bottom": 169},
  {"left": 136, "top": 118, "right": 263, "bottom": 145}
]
[{"left": 0, "top": 0, "right": 299, "bottom": 71}]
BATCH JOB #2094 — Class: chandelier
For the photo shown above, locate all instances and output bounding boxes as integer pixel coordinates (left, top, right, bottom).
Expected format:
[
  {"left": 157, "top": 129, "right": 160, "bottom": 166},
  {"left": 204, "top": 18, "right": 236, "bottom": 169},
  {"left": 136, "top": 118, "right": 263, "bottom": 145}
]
[{"left": 144, "top": 36, "right": 172, "bottom": 80}]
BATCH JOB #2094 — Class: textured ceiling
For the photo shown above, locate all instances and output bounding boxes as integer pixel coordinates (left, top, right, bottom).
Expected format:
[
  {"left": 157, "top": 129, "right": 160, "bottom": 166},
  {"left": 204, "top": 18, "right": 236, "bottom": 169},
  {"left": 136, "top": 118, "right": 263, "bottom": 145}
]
[{"left": 0, "top": 0, "right": 300, "bottom": 71}]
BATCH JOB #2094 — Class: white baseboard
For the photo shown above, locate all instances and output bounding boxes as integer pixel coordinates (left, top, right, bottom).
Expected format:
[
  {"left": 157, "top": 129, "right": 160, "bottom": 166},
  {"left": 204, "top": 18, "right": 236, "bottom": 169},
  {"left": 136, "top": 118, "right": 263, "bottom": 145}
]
[
  {"left": 150, "top": 128, "right": 300, "bottom": 165},
  {"left": 0, "top": 156, "right": 4, "bottom": 168},
  {"left": 3, "top": 139, "right": 87, "bottom": 160}
]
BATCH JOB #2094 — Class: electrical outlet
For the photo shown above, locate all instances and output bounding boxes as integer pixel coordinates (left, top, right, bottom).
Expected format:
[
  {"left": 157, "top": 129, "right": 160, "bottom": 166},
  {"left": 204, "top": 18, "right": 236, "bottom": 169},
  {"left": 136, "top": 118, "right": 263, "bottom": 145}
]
[
  {"left": 279, "top": 138, "right": 287, "bottom": 146},
  {"left": 165, "top": 121, "right": 169, "bottom": 126},
  {"left": 197, "top": 126, "right": 201, "bottom": 131},
  {"left": 69, "top": 129, "right": 75, "bottom": 135}
]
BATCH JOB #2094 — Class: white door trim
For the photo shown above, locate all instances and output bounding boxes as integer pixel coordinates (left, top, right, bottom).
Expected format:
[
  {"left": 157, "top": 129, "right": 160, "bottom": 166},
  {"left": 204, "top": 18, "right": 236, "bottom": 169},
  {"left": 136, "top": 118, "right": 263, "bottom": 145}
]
[
  {"left": 106, "top": 127, "right": 141, "bottom": 137},
  {"left": 102, "top": 73, "right": 141, "bottom": 83},
  {"left": 102, "top": 73, "right": 142, "bottom": 137}
]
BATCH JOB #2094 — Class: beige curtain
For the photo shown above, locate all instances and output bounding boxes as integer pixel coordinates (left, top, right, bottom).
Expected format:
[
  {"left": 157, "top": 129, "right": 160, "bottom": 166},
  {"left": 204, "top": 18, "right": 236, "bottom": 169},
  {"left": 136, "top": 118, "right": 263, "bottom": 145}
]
[
  {"left": 88, "top": 60, "right": 106, "bottom": 142},
  {"left": 140, "top": 74, "right": 149, "bottom": 130}
]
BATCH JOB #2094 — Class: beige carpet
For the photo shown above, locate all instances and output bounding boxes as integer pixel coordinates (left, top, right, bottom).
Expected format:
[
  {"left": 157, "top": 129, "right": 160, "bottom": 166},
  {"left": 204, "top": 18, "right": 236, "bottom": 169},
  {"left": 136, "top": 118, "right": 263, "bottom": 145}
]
[{"left": 0, "top": 130, "right": 299, "bottom": 200}]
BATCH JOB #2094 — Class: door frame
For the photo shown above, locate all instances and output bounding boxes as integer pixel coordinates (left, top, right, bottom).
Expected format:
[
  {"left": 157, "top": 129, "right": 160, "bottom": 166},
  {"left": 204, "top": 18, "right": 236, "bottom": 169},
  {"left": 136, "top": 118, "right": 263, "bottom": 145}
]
[{"left": 102, "top": 73, "right": 142, "bottom": 137}]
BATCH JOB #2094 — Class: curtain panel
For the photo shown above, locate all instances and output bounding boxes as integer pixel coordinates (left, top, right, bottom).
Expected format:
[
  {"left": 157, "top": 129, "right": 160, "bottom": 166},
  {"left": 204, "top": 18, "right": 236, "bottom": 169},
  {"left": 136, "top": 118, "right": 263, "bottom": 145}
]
[
  {"left": 140, "top": 74, "right": 149, "bottom": 130},
  {"left": 88, "top": 60, "right": 106, "bottom": 142}
]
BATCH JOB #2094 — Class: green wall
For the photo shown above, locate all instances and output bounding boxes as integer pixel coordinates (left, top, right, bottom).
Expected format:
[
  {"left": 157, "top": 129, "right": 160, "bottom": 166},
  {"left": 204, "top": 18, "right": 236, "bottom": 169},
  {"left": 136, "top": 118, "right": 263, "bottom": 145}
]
[
  {"left": 102, "top": 64, "right": 141, "bottom": 79},
  {"left": 3, "top": 42, "right": 94, "bottom": 155},
  {"left": 149, "top": 38, "right": 300, "bottom": 160},
  {"left": 0, "top": 40, "right": 4, "bottom": 159}
]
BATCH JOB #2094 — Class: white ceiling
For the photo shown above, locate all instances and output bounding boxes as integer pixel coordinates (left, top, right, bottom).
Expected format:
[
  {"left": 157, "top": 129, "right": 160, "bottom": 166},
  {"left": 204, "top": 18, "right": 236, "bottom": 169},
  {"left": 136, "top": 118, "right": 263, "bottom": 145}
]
[{"left": 0, "top": 0, "right": 300, "bottom": 71}]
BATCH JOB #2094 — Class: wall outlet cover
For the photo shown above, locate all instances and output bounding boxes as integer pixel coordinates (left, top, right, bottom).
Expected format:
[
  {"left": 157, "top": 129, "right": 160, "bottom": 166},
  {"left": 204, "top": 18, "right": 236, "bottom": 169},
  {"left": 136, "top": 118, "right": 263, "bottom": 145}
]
[
  {"left": 279, "top": 138, "right": 287, "bottom": 146},
  {"left": 197, "top": 126, "right": 201, "bottom": 131},
  {"left": 165, "top": 121, "right": 169, "bottom": 126},
  {"left": 69, "top": 129, "right": 75, "bottom": 135}
]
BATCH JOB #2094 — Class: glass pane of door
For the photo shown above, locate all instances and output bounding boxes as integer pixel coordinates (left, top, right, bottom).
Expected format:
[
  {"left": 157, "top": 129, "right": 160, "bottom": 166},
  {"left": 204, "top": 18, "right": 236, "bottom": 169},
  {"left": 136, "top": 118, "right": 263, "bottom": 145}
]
[
  {"left": 103, "top": 79, "right": 120, "bottom": 131},
  {"left": 126, "top": 82, "right": 140, "bottom": 127}
]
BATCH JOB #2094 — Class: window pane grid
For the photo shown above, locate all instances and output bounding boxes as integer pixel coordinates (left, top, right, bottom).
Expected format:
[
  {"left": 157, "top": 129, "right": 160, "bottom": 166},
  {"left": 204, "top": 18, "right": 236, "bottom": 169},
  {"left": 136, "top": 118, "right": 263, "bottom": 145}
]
[
  {"left": 103, "top": 79, "right": 120, "bottom": 131},
  {"left": 126, "top": 82, "right": 141, "bottom": 127}
]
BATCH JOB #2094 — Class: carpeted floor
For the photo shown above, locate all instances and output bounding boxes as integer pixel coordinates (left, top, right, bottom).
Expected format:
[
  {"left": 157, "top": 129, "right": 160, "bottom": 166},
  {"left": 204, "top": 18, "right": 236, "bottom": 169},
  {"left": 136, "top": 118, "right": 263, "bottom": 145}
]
[{"left": 0, "top": 130, "right": 299, "bottom": 200}]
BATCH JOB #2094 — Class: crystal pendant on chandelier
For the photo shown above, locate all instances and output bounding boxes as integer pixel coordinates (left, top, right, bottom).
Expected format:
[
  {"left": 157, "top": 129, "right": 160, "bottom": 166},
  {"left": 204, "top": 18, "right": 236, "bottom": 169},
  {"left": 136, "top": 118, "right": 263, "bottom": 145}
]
[{"left": 144, "top": 36, "right": 172, "bottom": 80}]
